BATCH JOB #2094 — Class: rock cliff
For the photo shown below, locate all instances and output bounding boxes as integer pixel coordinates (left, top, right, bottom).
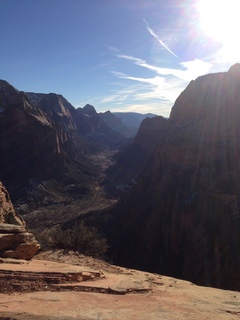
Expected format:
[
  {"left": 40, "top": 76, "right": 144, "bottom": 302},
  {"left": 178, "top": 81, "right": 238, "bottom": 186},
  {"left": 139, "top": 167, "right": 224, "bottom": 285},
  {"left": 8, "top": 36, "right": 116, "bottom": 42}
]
[
  {"left": 0, "top": 182, "right": 40, "bottom": 259},
  {"left": 99, "top": 110, "right": 137, "bottom": 138},
  {"left": 26, "top": 92, "right": 80, "bottom": 155},
  {"left": 75, "top": 104, "right": 125, "bottom": 148},
  {"left": 0, "top": 81, "right": 124, "bottom": 202},
  {"left": 105, "top": 64, "right": 240, "bottom": 291},
  {"left": 107, "top": 115, "right": 167, "bottom": 184},
  {"left": 0, "top": 81, "right": 69, "bottom": 197}
]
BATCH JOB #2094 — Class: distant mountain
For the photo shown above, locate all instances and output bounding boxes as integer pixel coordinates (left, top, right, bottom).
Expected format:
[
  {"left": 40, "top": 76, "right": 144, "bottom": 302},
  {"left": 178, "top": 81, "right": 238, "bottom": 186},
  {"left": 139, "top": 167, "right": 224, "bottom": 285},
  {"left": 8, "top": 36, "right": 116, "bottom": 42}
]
[
  {"left": 99, "top": 64, "right": 240, "bottom": 291},
  {"left": 0, "top": 81, "right": 72, "bottom": 198},
  {"left": 99, "top": 111, "right": 137, "bottom": 138},
  {"left": 26, "top": 92, "right": 80, "bottom": 155},
  {"left": 26, "top": 95, "right": 126, "bottom": 150},
  {"left": 113, "top": 112, "right": 157, "bottom": 133},
  {"left": 0, "top": 82, "right": 126, "bottom": 202},
  {"left": 75, "top": 104, "right": 125, "bottom": 148}
]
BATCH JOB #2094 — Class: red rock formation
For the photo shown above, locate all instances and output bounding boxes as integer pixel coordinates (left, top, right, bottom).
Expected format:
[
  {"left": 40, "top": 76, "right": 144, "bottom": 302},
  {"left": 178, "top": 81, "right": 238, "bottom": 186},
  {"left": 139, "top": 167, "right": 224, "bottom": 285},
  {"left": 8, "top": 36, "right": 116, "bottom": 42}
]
[{"left": 0, "top": 182, "right": 40, "bottom": 259}]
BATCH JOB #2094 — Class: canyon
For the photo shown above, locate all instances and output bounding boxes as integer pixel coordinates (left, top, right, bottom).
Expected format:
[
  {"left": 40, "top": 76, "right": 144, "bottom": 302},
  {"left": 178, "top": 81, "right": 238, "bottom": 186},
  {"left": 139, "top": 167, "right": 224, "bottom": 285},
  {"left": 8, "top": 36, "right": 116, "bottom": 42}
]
[{"left": 0, "top": 65, "right": 240, "bottom": 296}]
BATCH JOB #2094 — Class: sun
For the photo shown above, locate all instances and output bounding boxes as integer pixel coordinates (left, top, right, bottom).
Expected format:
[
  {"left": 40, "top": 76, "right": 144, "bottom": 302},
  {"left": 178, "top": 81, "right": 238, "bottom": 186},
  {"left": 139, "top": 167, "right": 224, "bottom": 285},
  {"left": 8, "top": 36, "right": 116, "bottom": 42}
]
[{"left": 197, "top": 0, "right": 240, "bottom": 62}]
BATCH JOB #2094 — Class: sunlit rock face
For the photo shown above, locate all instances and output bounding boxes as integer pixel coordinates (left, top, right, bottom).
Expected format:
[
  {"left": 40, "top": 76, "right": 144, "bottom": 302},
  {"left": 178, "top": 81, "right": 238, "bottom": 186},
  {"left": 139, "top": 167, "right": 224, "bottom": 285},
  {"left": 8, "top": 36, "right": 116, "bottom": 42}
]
[
  {"left": 107, "top": 65, "right": 240, "bottom": 291},
  {"left": 26, "top": 92, "right": 80, "bottom": 154},
  {"left": 0, "top": 182, "right": 40, "bottom": 259}
]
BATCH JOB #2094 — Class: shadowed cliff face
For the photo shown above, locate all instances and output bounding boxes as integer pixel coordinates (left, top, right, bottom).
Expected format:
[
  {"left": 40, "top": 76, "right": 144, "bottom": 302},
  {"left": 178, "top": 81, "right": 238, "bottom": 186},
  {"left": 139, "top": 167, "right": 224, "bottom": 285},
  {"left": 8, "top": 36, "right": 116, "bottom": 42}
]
[
  {"left": 0, "top": 81, "right": 66, "bottom": 189},
  {"left": 0, "top": 80, "right": 129, "bottom": 201},
  {"left": 0, "top": 82, "right": 99, "bottom": 201},
  {"left": 26, "top": 92, "right": 80, "bottom": 155},
  {"left": 74, "top": 104, "right": 126, "bottom": 148},
  {"left": 107, "top": 116, "right": 168, "bottom": 185},
  {"left": 106, "top": 64, "right": 240, "bottom": 291}
]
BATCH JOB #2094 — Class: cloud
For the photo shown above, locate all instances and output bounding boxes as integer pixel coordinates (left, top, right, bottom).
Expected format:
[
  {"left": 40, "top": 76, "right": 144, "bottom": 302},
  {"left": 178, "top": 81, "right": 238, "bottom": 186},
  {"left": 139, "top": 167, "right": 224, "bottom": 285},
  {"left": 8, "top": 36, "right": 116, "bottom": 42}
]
[
  {"left": 117, "top": 54, "right": 212, "bottom": 82},
  {"left": 111, "top": 71, "right": 181, "bottom": 102},
  {"left": 104, "top": 100, "right": 172, "bottom": 117},
  {"left": 112, "top": 55, "right": 213, "bottom": 106},
  {"left": 102, "top": 45, "right": 120, "bottom": 53},
  {"left": 144, "top": 19, "right": 180, "bottom": 60},
  {"left": 100, "top": 53, "right": 213, "bottom": 116},
  {"left": 100, "top": 24, "right": 213, "bottom": 116}
]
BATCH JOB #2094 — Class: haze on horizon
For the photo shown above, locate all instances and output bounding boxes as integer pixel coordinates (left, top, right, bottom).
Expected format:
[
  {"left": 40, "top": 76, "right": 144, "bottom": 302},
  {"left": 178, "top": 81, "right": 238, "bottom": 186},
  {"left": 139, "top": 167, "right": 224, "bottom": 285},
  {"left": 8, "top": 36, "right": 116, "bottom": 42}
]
[{"left": 1, "top": 0, "right": 239, "bottom": 117}]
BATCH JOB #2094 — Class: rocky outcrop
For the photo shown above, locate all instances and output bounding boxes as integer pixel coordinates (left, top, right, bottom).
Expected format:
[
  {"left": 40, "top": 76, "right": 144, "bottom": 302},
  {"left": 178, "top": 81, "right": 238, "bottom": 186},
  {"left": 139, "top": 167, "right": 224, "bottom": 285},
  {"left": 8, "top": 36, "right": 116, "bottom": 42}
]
[
  {"left": 0, "top": 82, "right": 106, "bottom": 201},
  {"left": 26, "top": 92, "right": 80, "bottom": 155},
  {"left": 0, "top": 182, "right": 23, "bottom": 225},
  {"left": 99, "top": 110, "right": 137, "bottom": 138},
  {"left": 74, "top": 104, "right": 125, "bottom": 148},
  {"left": 26, "top": 95, "right": 127, "bottom": 149},
  {"left": 104, "top": 64, "right": 240, "bottom": 291},
  {"left": 0, "top": 182, "right": 40, "bottom": 259},
  {"left": 1, "top": 255, "right": 239, "bottom": 319},
  {"left": 0, "top": 81, "right": 69, "bottom": 197}
]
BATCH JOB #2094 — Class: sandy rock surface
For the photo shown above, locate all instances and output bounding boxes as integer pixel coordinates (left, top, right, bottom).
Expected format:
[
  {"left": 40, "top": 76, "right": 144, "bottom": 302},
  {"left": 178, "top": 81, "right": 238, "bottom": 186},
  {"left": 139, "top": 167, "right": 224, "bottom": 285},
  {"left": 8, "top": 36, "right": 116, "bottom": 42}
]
[{"left": 0, "top": 251, "right": 239, "bottom": 320}]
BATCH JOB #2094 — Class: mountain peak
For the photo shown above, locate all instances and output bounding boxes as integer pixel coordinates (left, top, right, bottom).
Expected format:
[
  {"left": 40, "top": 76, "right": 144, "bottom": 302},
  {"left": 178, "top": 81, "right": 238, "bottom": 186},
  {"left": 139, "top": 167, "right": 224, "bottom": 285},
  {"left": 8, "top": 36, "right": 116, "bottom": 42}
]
[
  {"left": 83, "top": 104, "right": 97, "bottom": 116},
  {"left": 228, "top": 63, "right": 240, "bottom": 74}
]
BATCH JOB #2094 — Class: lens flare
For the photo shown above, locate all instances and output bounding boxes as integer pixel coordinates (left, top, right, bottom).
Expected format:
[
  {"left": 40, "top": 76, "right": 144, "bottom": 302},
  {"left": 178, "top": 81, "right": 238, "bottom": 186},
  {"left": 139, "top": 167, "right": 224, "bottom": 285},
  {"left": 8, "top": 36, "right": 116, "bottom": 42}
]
[{"left": 198, "top": 0, "right": 240, "bottom": 62}]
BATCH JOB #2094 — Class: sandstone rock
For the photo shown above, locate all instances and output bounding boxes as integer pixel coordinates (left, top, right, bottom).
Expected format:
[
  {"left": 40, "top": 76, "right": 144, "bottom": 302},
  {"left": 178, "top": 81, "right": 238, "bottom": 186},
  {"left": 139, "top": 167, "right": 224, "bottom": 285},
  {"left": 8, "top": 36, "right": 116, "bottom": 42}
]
[
  {"left": 0, "top": 182, "right": 40, "bottom": 260},
  {"left": 0, "top": 257, "right": 239, "bottom": 320},
  {"left": 0, "top": 182, "right": 24, "bottom": 225}
]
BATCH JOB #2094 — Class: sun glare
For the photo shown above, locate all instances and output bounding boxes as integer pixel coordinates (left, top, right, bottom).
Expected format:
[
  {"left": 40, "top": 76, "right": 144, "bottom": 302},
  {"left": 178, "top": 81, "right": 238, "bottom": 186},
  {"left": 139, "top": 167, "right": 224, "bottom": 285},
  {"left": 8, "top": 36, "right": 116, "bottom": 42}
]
[{"left": 198, "top": 0, "right": 240, "bottom": 62}]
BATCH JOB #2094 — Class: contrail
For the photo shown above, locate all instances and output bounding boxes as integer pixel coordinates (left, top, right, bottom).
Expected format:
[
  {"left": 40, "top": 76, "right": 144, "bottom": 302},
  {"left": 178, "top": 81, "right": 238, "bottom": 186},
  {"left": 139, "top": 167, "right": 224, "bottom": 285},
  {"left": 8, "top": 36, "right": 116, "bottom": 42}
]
[{"left": 144, "top": 19, "right": 180, "bottom": 60}]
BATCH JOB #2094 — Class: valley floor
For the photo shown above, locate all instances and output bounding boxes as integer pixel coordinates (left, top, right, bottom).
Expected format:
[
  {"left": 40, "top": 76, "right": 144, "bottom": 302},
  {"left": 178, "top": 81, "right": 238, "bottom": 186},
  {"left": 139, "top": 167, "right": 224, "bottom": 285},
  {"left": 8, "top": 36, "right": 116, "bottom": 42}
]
[{"left": 18, "top": 149, "right": 118, "bottom": 234}]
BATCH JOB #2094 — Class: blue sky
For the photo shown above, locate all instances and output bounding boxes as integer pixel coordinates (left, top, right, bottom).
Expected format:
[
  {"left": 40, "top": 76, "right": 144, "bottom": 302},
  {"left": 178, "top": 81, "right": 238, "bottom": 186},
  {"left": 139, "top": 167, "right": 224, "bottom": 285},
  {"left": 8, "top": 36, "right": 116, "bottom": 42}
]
[{"left": 1, "top": 0, "right": 239, "bottom": 117}]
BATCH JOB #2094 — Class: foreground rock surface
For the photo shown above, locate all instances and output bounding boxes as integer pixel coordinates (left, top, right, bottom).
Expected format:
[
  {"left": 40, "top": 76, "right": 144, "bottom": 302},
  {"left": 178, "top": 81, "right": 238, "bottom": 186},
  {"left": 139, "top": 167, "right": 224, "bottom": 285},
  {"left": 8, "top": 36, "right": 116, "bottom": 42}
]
[
  {"left": 0, "top": 253, "right": 239, "bottom": 320},
  {"left": 0, "top": 182, "right": 40, "bottom": 259}
]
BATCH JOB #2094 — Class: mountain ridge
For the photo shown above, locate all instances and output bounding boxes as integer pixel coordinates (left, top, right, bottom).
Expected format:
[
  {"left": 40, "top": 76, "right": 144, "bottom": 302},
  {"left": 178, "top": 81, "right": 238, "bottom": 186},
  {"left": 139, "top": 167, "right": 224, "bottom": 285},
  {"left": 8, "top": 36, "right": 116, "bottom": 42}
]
[
  {"left": 1, "top": 65, "right": 240, "bottom": 292},
  {"left": 89, "top": 64, "right": 240, "bottom": 291}
]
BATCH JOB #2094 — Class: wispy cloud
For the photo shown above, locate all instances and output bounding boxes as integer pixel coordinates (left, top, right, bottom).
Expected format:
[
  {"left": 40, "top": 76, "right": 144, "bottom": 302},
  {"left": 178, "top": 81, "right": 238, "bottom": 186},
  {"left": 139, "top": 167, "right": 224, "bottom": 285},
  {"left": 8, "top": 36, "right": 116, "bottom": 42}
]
[
  {"left": 117, "top": 54, "right": 212, "bottom": 82},
  {"left": 102, "top": 44, "right": 120, "bottom": 53},
  {"left": 100, "top": 23, "right": 213, "bottom": 116},
  {"left": 109, "top": 102, "right": 171, "bottom": 115},
  {"left": 144, "top": 19, "right": 180, "bottom": 60}
]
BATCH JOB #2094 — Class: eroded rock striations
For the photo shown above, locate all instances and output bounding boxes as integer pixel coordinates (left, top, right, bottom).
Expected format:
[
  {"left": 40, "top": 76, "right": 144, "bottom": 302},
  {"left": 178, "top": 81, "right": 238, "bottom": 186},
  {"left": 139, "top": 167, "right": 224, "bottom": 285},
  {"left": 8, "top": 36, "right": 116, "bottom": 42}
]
[
  {"left": 105, "top": 64, "right": 240, "bottom": 291},
  {"left": 0, "top": 81, "right": 127, "bottom": 202},
  {"left": 0, "top": 81, "right": 70, "bottom": 198},
  {"left": 0, "top": 182, "right": 40, "bottom": 259}
]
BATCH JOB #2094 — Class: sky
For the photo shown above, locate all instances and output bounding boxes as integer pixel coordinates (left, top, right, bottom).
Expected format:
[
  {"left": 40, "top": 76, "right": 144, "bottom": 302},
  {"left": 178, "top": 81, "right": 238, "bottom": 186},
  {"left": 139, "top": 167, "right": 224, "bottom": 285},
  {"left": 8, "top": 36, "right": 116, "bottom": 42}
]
[{"left": 1, "top": 0, "right": 240, "bottom": 117}]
